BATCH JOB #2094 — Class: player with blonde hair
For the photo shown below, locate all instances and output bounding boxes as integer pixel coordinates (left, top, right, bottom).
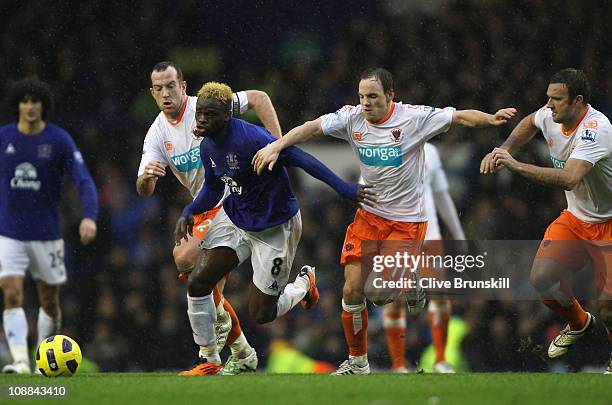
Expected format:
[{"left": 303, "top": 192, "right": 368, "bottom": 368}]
[
  {"left": 137, "top": 62, "right": 282, "bottom": 375},
  {"left": 173, "top": 81, "right": 376, "bottom": 375}
]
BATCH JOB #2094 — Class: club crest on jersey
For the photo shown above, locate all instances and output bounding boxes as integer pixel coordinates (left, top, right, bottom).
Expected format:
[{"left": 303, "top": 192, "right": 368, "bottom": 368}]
[
  {"left": 352, "top": 132, "right": 363, "bottom": 141},
  {"left": 390, "top": 128, "right": 402, "bottom": 143},
  {"left": 38, "top": 144, "right": 52, "bottom": 159},
  {"left": 226, "top": 153, "right": 240, "bottom": 170},
  {"left": 5, "top": 143, "right": 16, "bottom": 154},
  {"left": 581, "top": 129, "right": 597, "bottom": 143},
  {"left": 164, "top": 141, "right": 173, "bottom": 151}
]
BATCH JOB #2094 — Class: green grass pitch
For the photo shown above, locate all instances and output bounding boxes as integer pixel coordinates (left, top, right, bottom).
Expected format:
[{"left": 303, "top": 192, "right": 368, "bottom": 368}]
[{"left": 0, "top": 373, "right": 610, "bottom": 405}]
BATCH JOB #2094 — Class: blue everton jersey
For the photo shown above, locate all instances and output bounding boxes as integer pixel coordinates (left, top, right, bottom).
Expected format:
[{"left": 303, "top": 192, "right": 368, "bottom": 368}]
[
  {"left": 200, "top": 119, "right": 299, "bottom": 231},
  {"left": 0, "top": 123, "right": 98, "bottom": 240}
]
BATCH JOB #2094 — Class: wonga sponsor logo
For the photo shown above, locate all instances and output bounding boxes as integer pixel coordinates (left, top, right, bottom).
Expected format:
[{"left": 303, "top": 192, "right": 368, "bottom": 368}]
[
  {"left": 357, "top": 146, "right": 402, "bottom": 167},
  {"left": 550, "top": 156, "right": 566, "bottom": 168},
  {"left": 170, "top": 147, "right": 202, "bottom": 172}
]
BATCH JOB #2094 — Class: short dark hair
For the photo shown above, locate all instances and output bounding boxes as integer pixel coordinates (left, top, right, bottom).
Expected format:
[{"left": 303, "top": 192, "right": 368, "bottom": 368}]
[
  {"left": 550, "top": 68, "right": 590, "bottom": 104},
  {"left": 151, "top": 61, "right": 184, "bottom": 82},
  {"left": 8, "top": 77, "right": 54, "bottom": 121},
  {"left": 359, "top": 67, "right": 394, "bottom": 93}
]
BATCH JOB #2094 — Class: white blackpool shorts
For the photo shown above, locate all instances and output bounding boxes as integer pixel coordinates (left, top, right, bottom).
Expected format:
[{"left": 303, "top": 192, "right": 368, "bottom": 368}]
[
  {"left": 0, "top": 235, "right": 67, "bottom": 285},
  {"left": 199, "top": 207, "right": 302, "bottom": 296}
]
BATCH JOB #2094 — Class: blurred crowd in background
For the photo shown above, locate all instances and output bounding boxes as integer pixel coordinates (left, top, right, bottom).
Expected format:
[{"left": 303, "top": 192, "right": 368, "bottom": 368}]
[{"left": 0, "top": 0, "right": 610, "bottom": 372}]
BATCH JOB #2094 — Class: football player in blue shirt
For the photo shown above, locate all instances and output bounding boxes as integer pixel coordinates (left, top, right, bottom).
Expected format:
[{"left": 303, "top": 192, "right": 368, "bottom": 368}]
[
  {"left": 0, "top": 78, "right": 98, "bottom": 374},
  {"left": 173, "top": 82, "right": 375, "bottom": 375}
]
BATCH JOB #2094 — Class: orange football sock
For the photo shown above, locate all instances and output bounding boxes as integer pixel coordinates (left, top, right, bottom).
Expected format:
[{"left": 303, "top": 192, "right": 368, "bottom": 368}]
[
  {"left": 383, "top": 306, "right": 406, "bottom": 370},
  {"left": 428, "top": 301, "right": 451, "bottom": 364},
  {"left": 385, "top": 326, "right": 406, "bottom": 369},
  {"left": 342, "top": 309, "right": 368, "bottom": 356},
  {"left": 223, "top": 298, "right": 242, "bottom": 346},
  {"left": 543, "top": 297, "right": 588, "bottom": 331}
]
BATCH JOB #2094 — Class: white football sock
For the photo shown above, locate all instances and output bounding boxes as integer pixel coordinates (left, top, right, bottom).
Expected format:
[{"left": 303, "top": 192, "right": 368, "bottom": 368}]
[
  {"left": 37, "top": 307, "right": 61, "bottom": 344},
  {"left": 276, "top": 276, "right": 309, "bottom": 318},
  {"left": 3, "top": 308, "right": 29, "bottom": 364},
  {"left": 216, "top": 298, "right": 228, "bottom": 318},
  {"left": 229, "top": 333, "right": 252, "bottom": 358},
  {"left": 187, "top": 294, "right": 220, "bottom": 364}
]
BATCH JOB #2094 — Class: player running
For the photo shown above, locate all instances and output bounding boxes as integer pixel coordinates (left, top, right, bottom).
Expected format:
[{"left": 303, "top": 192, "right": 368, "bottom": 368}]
[
  {"left": 0, "top": 78, "right": 98, "bottom": 374},
  {"left": 383, "top": 142, "right": 466, "bottom": 374},
  {"left": 252, "top": 67, "right": 515, "bottom": 375},
  {"left": 137, "top": 61, "right": 281, "bottom": 375},
  {"left": 481, "top": 68, "right": 611, "bottom": 373},
  {"left": 173, "top": 81, "right": 376, "bottom": 376}
]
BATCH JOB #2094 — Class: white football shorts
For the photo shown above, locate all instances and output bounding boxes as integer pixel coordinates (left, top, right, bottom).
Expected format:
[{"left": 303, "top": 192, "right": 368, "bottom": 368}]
[
  {"left": 0, "top": 235, "right": 67, "bottom": 285},
  {"left": 199, "top": 207, "right": 302, "bottom": 296}
]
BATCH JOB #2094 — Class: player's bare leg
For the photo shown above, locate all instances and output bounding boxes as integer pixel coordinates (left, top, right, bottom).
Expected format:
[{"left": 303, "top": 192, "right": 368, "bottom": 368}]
[
  {"left": 35, "top": 280, "right": 62, "bottom": 343},
  {"left": 219, "top": 265, "right": 317, "bottom": 376},
  {"left": 173, "top": 236, "right": 253, "bottom": 366},
  {"left": 247, "top": 265, "right": 318, "bottom": 324},
  {"left": 383, "top": 300, "right": 408, "bottom": 372},
  {"left": 531, "top": 257, "right": 594, "bottom": 358},
  {"left": 0, "top": 275, "right": 31, "bottom": 374},
  {"left": 334, "top": 262, "right": 370, "bottom": 375},
  {"left": 180, "top": 247, "right": 238, "bottom": 376}
]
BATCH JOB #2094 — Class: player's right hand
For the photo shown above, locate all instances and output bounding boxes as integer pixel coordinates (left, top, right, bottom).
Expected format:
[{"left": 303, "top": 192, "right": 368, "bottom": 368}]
[
  {"left": 480, "top": 151, "right": 500, "bottom": 174},
  {"left": 143, "top": 161, "right": 166, "bottom": 180},
  {"left": 356, "top": 184, "right": 378, "bottom": 208},
  {"left": 174, "top": 216, "right": 194, "bottom": 246},
  {"left": 252, "top": 143, "right": 281, "bottom": 175}
]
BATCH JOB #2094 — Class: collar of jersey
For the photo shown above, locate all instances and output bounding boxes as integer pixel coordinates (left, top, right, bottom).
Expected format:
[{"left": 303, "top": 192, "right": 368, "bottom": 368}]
[
  {"left": 167, "top": 96, "right": 189, "bottom": 126},
  {"left": 371, "top": 103, "right": 396, "bottom": 125},
  {"left": 561, "top": 105, "right": 589, "bottom": 137}
]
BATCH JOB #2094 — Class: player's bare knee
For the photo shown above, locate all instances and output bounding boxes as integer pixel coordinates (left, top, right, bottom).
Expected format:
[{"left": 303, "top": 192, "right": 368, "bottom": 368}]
[
  {"left": 529, "top": 263, "right": 559, "bottom": 293},
  {"left": 173, "top": 247, "right": 196, "bottom": 273},
  {"left": 1, "top": 283, "right": 23, "bottom": 308},
  {"left": 342, "top": 283, "right": 364, "bottom": 304},
  {"left": 187, "top": 273, "right": 214, "bottom": 297},
  {"left": 529, "top": 269, "right": 549, "bottom": 293}
]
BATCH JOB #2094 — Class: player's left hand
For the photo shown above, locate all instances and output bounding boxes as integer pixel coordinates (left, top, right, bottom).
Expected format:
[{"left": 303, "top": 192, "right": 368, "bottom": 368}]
[
  {"left": 491, "top": 147, "right": 520, "bottom": 171},
  {"left": 174, "top": 216, "right": 194, "bottom": 246},
  {"left": 356, "top": 184, "right": 378, "bottom": 208},
  {"left": 489, "top": 108, "right": 517, "bottom": 126},
  {"left": 192, "top": 127, "right": 204, "bottom": 138},
  {"left": 79, "top": 218, "right": 97, "bottom": 245}
]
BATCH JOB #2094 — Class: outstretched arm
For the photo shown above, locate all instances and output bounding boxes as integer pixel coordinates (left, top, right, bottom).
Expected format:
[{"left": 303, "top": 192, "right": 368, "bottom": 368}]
[
  {"left": 480, "top": 113, "right": 539, "bottom": 174},
  {"left": 491, "top": 149, "right": 593, "bottom": 190},
  {"left": 452, "top": 108, "right": 517, "bottom": 128},
  {"left": 252, "top": 118, "right": 324, "bottom": 174},
  {"left": 245, "top": 90, "right": 282, "bottom": 137},
  {"left": 280, "top": 146, "right": 377, "bottom": 207}
]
